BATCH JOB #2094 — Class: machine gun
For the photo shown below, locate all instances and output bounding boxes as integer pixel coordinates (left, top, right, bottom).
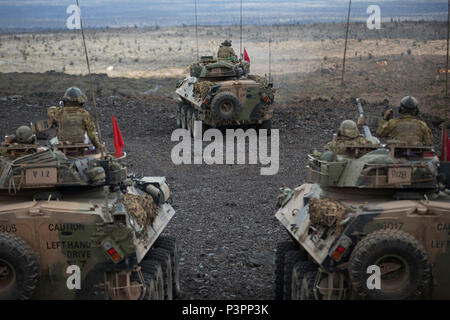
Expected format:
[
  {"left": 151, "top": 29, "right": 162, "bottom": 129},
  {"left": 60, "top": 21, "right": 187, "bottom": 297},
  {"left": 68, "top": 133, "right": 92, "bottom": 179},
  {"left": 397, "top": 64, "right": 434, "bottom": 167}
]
[{"left": 356, "top": 98, "right": 373, "bottom": 139}]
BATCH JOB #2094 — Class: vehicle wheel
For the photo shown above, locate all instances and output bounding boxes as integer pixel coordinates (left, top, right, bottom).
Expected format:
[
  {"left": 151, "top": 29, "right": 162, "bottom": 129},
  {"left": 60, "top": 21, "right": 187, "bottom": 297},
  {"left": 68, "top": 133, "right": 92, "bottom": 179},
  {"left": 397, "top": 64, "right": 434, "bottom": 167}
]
[
  {"left": 275, "top": 241, "right": 298, "bottom": 300},
  {"left": 186, "top": 108, "right": 193, "bottom": 135},
  {"left": 140, "top": 260, "right": 165, "bottom": 300},
  {"left": 260, "top": 119, "right": 272, "bottom": 131},
  {"left": 180, "top": 105, "right": 188, "bottom": 130},
  {"left": 146, "top": 248, "right": 173, "bottom": 300},
  {"left": 348, "top": 229, "right": 430, "bottom": 300},
  {"left": 291, "top": 261, "right": 318, "bottom": 300},
  {"left": 137, "top": 260, "right": 163, "bottom": 300},
  {"left": 283, "top": 249, "right": 307, "bottom": 300},
  {"left": 154, "top": 236, "right": 181, "bottom": 298},
  {"left": 0, "top": 232, "right": 39, "bottom": 300},
  {"left": 300, "top": 271, "right": 322, "bottom": 300},
  {"left": 211, "top": 92, "right": 241, "bottom": 121},
  {"left": 190, "top": 110, "right": 199, "bottom": 138},
  {"left": 144, "top": 272, "right": 158, "bottom": 300},
  {"left": 187, "top": 108, "right": 197, "bottom": 138},
  {"left": 176, "top": 103, "right": 183, "bottom": 128}
]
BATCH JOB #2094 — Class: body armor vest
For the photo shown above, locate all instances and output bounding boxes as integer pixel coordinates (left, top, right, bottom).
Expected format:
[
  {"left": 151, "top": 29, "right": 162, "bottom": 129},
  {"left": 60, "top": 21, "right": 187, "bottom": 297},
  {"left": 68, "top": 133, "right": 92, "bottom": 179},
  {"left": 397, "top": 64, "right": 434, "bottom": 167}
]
[
  {"left": 393, "top": 118, "right": 422, "bottom": 144},
  {"left": 58, "top": 108, "right": 85, "bottom": 144}
]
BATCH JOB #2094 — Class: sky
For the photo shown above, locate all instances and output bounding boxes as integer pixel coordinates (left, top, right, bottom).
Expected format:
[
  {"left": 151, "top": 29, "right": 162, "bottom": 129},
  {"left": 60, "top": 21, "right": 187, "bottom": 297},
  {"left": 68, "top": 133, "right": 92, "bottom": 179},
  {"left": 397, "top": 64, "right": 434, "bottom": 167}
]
[{"left": 0, "top": 0, "right": 447, "bottom": 30}]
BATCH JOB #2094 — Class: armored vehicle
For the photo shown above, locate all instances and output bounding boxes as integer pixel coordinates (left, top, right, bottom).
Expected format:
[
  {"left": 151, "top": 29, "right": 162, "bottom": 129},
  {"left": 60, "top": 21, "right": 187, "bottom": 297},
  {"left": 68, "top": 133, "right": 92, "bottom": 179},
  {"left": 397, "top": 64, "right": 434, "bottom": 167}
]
[
  {"left": 274, "top": 113, "right": 450, "bottom": 300},
  {"left": 0, "top": 140, "right": 180, "bottom": 300},
  {"left": 175, "top": 55, "right": 275, "bottom": 135}
]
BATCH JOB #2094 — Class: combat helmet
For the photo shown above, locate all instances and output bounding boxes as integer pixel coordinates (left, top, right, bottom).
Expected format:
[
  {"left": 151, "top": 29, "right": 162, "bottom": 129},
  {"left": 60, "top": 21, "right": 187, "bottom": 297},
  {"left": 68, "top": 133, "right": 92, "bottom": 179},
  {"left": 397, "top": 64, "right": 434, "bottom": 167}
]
[
  {"left": 221, "top": 40, "right": 232, "bottom": 47},
  {"left": 338, "top": 120, "right": 360, "bottom": 138},
  {"left": 399, "top": 96, "right": 419, "bottom": 116},
  {"left": 63, "top": 87, "right": 87, "bottom": 106},
  {"left": 15, "top": 126, "right": 35, "bottom": 144}
]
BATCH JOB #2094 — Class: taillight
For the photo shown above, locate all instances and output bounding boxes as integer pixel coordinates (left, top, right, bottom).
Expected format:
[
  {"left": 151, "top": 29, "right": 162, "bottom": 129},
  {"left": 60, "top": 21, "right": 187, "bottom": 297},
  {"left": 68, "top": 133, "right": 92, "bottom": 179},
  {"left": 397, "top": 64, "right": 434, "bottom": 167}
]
[
  {"left": 103, "top": 240, "right": 123, "bottom": 263},
  {"left": 107, "top": 248, "right": 122, "bottom": 262},
  {"left": 423, "top": 151, "right": 434, "bottom": 157},
  {"left": 329, "top": 236, "right": 352, "bottom": 262},
  {"left": 330, "top": 245, "right": 346, "bottom": 261}
]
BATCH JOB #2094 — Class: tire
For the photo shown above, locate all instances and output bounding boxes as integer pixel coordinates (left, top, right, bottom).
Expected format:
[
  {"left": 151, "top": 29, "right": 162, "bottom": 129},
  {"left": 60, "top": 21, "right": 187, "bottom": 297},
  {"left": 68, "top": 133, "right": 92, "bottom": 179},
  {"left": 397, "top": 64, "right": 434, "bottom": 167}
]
[
  {"left": 186, "top": 108, "right": 193, "bottom": 136},
  {"left": 176, "top": 103, "right": 183, "bottom": 128},
  {"left": 291, "top": 261, "right": 318, "bottom": 300},
  {"left": 0, "top": 232, "right": 39, "bottom": 300},
  {"left": 210, "top": 92, "right": 241, "bottom": 121},
  {"left": 274, "top": 241, "right": 298, "bottom": 300},
  {"left": 140, "top": 260, "right": 165, "bottom": 300},
  {"left": 260, "top": 119, "right": 272, "bottom": 135},
  {"left": 146, "top": 248, "right": 173, "bottom": 300},
  {"left": 143, "top": 272, "right": 158, "bottom": 300},
  {"left": 154, "top": 236, "right": 181, "bottom": 298},
  {"left": 283, "top": 250, "right": 307, "bottom": 300},
  {"left": 180, "top": 104, "right": 188, "bottom": 130},
  {"left": 300, "top": 271, "right": 322, "bottom": 300},
  {"left": 186, "top": 108, "right": 197, "bottom": 138},
  {"left": 191, "top": 109, "right": 199, "bottom": 138},
  {"left": 348, "top": 229, "right": 430, "bottom": 300},
  {"left": 138, "top": 260, "right": 163, "bottom": 300}
]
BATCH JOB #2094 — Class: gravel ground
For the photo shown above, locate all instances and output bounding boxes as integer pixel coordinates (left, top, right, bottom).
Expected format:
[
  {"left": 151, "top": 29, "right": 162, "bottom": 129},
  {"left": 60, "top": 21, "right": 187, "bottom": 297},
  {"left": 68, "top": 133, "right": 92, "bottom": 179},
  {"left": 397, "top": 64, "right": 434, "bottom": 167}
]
[{"left": 0, "top": 93, "right": 440, "bottom": 299}]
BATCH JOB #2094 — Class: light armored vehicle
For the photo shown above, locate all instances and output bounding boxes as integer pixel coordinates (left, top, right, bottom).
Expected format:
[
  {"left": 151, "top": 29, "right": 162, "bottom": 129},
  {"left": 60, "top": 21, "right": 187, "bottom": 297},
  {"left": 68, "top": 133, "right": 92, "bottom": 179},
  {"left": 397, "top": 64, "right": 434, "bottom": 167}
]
[
  {"left": 274, "top": 113, "right": 450, "bottom": 300},
  {"left": 0, "top": 139, "right": 180, "bottom": 300},
  {"left": 175, "top": 56, "right": 275, "bottom": 135}
]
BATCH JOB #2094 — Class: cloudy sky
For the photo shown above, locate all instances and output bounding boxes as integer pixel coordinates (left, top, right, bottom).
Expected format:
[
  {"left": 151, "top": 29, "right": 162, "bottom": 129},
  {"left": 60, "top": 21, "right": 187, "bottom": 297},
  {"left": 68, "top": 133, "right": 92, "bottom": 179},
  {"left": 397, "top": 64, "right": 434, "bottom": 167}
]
[{"left": 0, "top": 0, "right": 447, "bottom": 30}]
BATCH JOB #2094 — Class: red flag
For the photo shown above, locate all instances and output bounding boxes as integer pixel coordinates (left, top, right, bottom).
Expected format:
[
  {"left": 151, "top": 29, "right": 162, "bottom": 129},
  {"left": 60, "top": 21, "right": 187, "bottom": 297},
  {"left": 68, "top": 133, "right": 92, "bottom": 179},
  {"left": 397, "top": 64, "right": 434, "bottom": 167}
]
[
  {"left": 243, "top": 48, "right": 250, "bottom": 63},
  {"left": 441, "top": 125, "right": 450, "bottom": 161},
  {"left": 112, "top": 115, "right": 124, "bottom": 158}
]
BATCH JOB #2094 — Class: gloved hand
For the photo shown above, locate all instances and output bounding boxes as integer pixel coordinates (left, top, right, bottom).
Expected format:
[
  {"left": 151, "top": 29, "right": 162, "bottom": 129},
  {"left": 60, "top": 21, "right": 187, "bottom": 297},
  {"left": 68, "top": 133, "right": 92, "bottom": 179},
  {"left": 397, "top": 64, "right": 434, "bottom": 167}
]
[
  {"left": 357, "top": 117, "right": 367, "bottom": 127},
  {"left": 382, "top": 106, "right": 393, "bottom": 121}
]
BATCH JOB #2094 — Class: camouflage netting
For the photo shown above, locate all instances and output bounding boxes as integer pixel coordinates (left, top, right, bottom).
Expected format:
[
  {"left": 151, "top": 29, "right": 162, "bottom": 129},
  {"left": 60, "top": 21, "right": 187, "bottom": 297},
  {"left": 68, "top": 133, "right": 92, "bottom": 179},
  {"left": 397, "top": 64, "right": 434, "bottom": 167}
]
[
  {"left": 193, "top": 81, "right": 214, "bottom": 99},
  {"left": 122, "top": 193, "right": 158, "bottom": 228},
  {"left": 309, "top": 198, "right": 351, "bottom": 233}
]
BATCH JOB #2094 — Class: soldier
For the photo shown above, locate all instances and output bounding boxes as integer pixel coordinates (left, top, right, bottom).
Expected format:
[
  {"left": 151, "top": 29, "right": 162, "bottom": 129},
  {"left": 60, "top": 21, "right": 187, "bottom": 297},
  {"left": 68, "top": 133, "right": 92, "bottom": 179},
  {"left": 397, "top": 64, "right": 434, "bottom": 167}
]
[
  {"left": 374, "top": 96, "right": 433, "bottom": 146},
  {"left": 217, "top": 40, "right": 238, "bottom": 62},
  {"left": 35, "top": 87, "right": 104, "bottom": 151},
  {"left": 4, "top": 126, "right": 36, "bottom": 145},
  {"left": 324, "top": 120, "right": 374, "bottom": 155}
]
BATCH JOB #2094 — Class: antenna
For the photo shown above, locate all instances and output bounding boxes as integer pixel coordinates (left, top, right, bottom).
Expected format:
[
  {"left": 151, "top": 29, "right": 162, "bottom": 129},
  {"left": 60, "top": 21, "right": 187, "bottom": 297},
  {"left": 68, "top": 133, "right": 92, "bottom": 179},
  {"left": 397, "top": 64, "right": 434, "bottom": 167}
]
[
  {"left": 76, "top": 0, "right": 103, "bottom": 155},
  {"left": 341, "top": 0, "right": 352, "bottom": 86},
  {"left": 194, "top": 0, "right": 199, "bottom": 61},
  {"left": 240, "top": 0, "right": 243, "bottom": 59},
  {"left": 444, "top": 0, "right": 449, "bottom": 161},
  {"left": 269, "top": 38, "right": 272, "bottom": 83}
]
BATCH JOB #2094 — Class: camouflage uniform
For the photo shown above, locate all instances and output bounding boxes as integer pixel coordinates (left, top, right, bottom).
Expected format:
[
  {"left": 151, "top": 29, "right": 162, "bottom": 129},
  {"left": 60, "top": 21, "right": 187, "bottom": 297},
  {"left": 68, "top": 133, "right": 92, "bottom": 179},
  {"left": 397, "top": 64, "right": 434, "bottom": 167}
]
[
  {"left": 48, "top": 106, "right": 101, "bottom": 149},
  {"left": 217, "top": 40, "right": 238, "bottom": 61},
  {"left": 47, "top": 87, "right": 102, "bottom": 149},
  {"left": 324, "top": 135, "right": 371, "bottom": 155},
  {"left": 376, "top": 116, "right": 433, "bottom": 146}
]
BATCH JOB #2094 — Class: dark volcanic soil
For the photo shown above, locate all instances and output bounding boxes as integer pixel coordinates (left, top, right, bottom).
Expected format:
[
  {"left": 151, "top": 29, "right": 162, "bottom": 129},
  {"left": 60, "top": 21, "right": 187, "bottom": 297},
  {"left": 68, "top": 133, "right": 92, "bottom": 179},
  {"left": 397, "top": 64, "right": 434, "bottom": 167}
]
[{"left": 0, "top": 91, "right": 441, "bottom": 299}]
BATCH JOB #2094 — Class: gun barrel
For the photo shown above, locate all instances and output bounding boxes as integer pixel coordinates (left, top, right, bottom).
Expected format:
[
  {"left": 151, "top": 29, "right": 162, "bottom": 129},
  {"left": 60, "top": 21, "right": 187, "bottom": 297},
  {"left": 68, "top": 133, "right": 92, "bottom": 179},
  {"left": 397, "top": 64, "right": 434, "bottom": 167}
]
[{"left": 356, "top": 98, "right": 373, "bottom": 138}]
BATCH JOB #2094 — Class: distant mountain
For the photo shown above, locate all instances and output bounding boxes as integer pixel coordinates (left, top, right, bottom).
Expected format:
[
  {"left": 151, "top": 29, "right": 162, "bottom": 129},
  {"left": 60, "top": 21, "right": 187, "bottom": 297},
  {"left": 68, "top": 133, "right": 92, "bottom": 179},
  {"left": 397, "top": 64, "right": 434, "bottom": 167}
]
[{"left": 0, "top": 0, "right": 447, "bottom": 31}]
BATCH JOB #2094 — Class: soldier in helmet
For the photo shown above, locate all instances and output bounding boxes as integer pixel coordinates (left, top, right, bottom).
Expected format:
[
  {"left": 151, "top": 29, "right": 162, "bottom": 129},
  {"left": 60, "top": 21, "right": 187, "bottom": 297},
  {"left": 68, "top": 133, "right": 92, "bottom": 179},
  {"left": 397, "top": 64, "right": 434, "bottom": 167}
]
[
  {"left": 324, "top": 120, "right": 374, "bottom": 155},
  {"left": 374, "top": 96, "right": 433, "bottom": 146},
  {"left": 217, "top": 40, "right": 238, "bottom": 62},
  {"left": 44, "top": 87, "right": 103, "bottom": 150},
  {"left": 4, "top": 126, "right": 36, "bottom": 145}
]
